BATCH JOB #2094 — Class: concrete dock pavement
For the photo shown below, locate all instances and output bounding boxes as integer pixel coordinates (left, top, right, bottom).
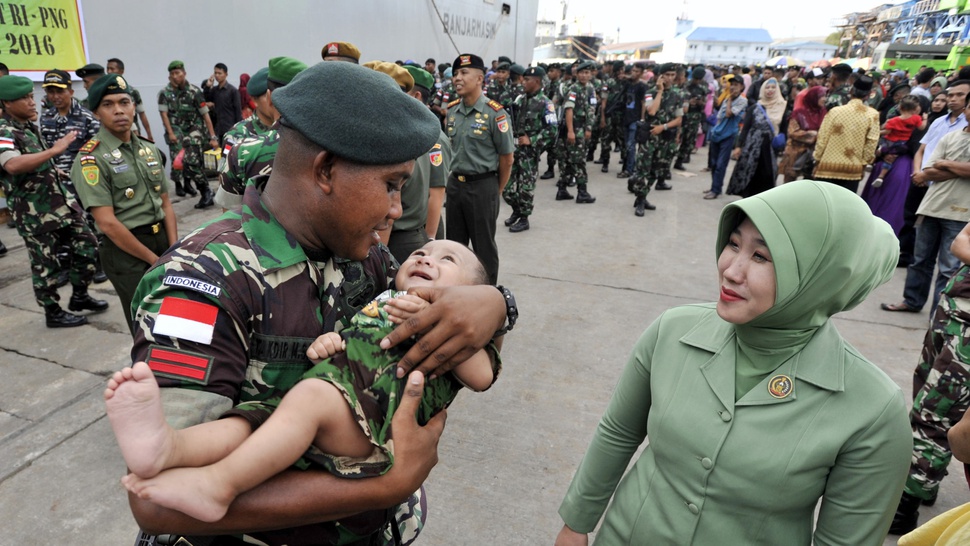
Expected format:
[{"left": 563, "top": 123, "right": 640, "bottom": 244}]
[{"left": 0, "top": 156, "right": 959, "bottom": 545}]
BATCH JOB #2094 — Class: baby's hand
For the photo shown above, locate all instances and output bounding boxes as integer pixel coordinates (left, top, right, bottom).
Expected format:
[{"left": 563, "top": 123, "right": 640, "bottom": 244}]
[
  {"left": 307, "top": 332, "right": 346, "bottom": 362},
  {"left": 385, "top": 293, "right": 430, "bottom": 324}
]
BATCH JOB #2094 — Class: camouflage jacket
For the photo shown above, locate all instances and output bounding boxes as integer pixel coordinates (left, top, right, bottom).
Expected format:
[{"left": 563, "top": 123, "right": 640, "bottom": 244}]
[
  {"left": 644, "top": 84, "right": 685, "bottom": 127},
  {"left": 604, "top": 77, "right": 628, "bottom": 116},
  {"left": 485, "top": 80, "right": 516, "bottom": 111},
  {"left": 433, "top": 83, "right": 455, "bottom": 110},
  {"left": 685, "top": 80, "right": 710, "bottom": 114},
  {"left": 0, "top": 113, "right": 82, "bottom": 236},
  {"left": 131, "top": 183, "right": 397, "bottom": 544},
  {"left": 544, "top": 78, "right": 563, "bottom": 105},
  {"left": 157, "top": 82, "right": 209, "bottom": 135},
  {"left": 40, "top": 98, "right": 101, "bottom": 175},
  {"left": 218, "top": 123, "right": 280, "bottom": 200},
  {"left": 563, "top": 82, "right": 597, "bottom": 133},
  {"left": 511, "top": 90, "right": 557, "bottom": 153},
  {"left": 220, "top": 114, "right": 274, "bottom": 156},
  {"left": 825, "top": 83, "right": 853, "bottom": 110}
]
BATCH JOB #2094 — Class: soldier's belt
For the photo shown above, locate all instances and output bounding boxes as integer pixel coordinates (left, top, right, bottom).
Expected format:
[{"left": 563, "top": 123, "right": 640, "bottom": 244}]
[
  {"left": 130, "top": 222, "right": 163, "bottom": 236},
  {"left": 451, "top": 171, "right": 497, "bottom": 182}
]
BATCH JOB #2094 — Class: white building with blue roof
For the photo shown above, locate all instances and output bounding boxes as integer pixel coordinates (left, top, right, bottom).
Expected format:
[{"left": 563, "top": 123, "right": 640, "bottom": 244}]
[{"left": 661, "top": 27, "right": 774, "bottom": 65}]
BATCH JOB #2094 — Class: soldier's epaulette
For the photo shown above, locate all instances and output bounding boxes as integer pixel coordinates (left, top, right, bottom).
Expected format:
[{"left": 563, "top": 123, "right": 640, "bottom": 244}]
[
  {"left": 487, "top": 99, "right": 503, "bottom": 111},
  {"left": 79, "top": 138, "right": 99, "bottom": 153},
  {"left": 448, "top": 99, "right": 461, "bottom": 107},
  {"left": 138, "top": 134, "right": 155, "bottom": 144}
]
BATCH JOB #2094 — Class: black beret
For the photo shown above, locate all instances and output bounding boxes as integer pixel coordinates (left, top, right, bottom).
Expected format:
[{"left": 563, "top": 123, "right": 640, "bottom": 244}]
[
  {"left": 612, "top": 60, "right": 625, "bottom": 71},
  {"left": 75, "top": 63, "right": 105, "bottom": 79},
  {"left": 658, "top": 63, "right": 677, "bottom": 74},
  {"left": 273, "top": 62, "right": 440, "bottom": 165},
  {"left": 831, "top": 63, "right": 852, "bottom": 76},
  {"left": 496, "top": 61, "right": 511, "bottom": 71},
  {"left": 498, "top": 55, "right": 513, "bottom": 64},
  {"left": 577, "top": 61, "right": 596, "bottom": 72},
  {"left": 853, "top": 75, "right": 873, "bottom": 93},
  {"left": 453, "top": 53, "right": 486, "bottom": 73},
  {"left": 87, "top": 74, "right": 132, "bottom": 110},
  {"left": 509, "top": 63, "right": 525, "bottom": 76}
]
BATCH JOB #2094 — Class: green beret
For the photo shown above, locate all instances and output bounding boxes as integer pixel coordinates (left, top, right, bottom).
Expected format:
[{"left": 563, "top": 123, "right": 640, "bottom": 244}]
[
  {"left": 0, "top": 75, "right": 33, "bottom": 101},
  {"left": 363, "top": 61, "right": 414, "bottom": 92},
  {"left": 268, "top": 56, "right": 307, "bottom": 86},
  {"left": 75, "top": 63, "right": 105, "bottom": 79},
  {"left": 658, "top": 63, "right": 677, "bottom": 74},
  {"left": 498, "top": 56, "right": 513, "bottom": 65},
  {"left": 273, "top": 62, "right": 440, "bottom": 165},
  {"left": 247, "top": 67, "right": 269, "bottom": 97},
  {"left": 510, "top": 63, "right": 525, "bottom": 76},
  {"left": 167, "top": 60, "right": 184, "bottom": 72},
  {"left": 577, "top": 61, "right": 596, "bottom": 72},
  {"left": 522, "top": 66, "right": 546, "bottom": 79},
  {"left": 496, "top": 62, "right": 510, "bottom": 71},
  {"left": 403, "top": 65, "right": 434, "bottom": 91},
  {"left": 87, "top": 74, "right": 132, "bottom": 110},
  {"left": 691, "top": 66, "right": 706, "bottom": 80}
]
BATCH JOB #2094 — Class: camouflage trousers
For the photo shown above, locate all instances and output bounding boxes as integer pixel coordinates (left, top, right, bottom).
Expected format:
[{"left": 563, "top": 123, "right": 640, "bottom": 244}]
[
  {"left": 905, "top": 264, "right": 970, "bottom": 500},
  {"left": 678, "top": 113, "right": 704, "bottom": 163},
  {"left": 655, "top": 131, "right": 679, "bottom": 181},
  {"left": 504, "top": 148, "right": 540, "bottom": 217},
  {"left": 170, "top": 129, "right": 208, "bottom": 192},
  {"left": 633, "top": 135, "right": 664, "bottom": 197},
  {"left": 563, "top": 134, "right": 590, "bottom": 188},
  {"left": 21, "top": 217, "right": 97, "bottom": 307},
  {"left": 587, "top": 124, "right": 601, "bottom": 158},
  {"left": 598, "top": 114, "right": 626, "bottom": 165}
]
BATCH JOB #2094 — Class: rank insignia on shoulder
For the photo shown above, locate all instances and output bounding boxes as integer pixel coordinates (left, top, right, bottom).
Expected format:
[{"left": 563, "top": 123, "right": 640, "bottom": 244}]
[
  {"left": 79, "top": 139, "right": 99, "bottom": 153},
  {"left": 146, "top": 344, "right": 213, "bottom": 385},
  {"left": 432, "top": 143, "right": 442, "bottom": 150},
  {"left": 487, "top": 99, "right": 503, "bottom": 111},
  {"left": 448, "top": 99, "right": 461, "bottom": 107},
  {"left": 79, "top": 155, "right": 97, "bottom": 166},
  {"left": 138, "top": 135, "right": 155, "bottom": 144}
]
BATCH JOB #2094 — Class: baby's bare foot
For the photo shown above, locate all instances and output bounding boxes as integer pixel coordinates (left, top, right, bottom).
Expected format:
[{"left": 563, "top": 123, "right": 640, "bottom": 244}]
[
  {"left": 104, "top": 362, "right": 175, "bottom": 478},
  {"left": 122, "top": 468, "right": 235, "bottom": 523}
]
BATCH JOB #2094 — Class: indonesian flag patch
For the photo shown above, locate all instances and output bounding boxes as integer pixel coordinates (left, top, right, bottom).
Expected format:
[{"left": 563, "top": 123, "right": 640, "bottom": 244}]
[
  {"left": 146, "top": 344, "right": 213, "bottom": 385},
  {"left": 153, "top": 297, "right": 218, "bottom": 345},
  {"left": 0, "top": 137, "right": 14, "bottom": 150}
]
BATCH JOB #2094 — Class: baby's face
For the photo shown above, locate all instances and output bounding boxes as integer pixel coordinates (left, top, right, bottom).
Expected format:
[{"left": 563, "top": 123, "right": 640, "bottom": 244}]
[{"left": 396, "top": 240, "right": 479, "bottom": 290}]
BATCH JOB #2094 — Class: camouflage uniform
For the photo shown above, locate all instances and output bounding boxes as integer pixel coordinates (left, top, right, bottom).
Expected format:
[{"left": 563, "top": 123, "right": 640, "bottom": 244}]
[
  {"left": 903, "top": 264, "right": 970, "bottom": 501},
  {"left": 485, "top": 80, "right": 516, "bottom": 112},
  {"left": 599, "top": 76, "right": 628, "bottom": 169},
  {"left": 503, "top": 87, "right": 557, "bottom": 218},
  {"left": 825, "top": 83, "right": 853, "bottom": 110},
  {"left": 655, "top": 84, "right": 687, "bottom": 181},
  {"left": 542, "top": 77, "right": 564, "bottom": 176},
  {"left": 226, "top": 289, "right": 499, "bottom": 480},
  {"left": 215, "top": 122, "right": 279, "bottom": 209},
  {"left": 586, "top": 77, "right": 604, "bottom": 160},
  {"left": 0, "top": 114, "right": 98, "bottom": 307},
  {"left": 553, "top": 79, "right": 574, "bottom": 180},
  {"left": 561, "top": 81, "right": 596, "bottom": 194},
  {"left": 677, "top": 80, "right": 709, "bottom": 164},
  {"left": 39, "top": 97, "right": 101, "bottom": 179},
  {"left": 157, "top": 81, "right": 210, "bottom": 194},
  {"left": 130, "top": 183, "right": 422, "bottom": 545},
  {"left": 633, "top": 85, "right": 684, "bottom": 199},
  {"left": 130, "top": 86, "right": 148, "bottom": 135}
]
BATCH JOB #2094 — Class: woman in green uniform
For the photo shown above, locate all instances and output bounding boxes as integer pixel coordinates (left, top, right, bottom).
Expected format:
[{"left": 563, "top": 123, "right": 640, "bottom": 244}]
[{"left": 556, "top": 180, "right": 912, "bottom": 545}]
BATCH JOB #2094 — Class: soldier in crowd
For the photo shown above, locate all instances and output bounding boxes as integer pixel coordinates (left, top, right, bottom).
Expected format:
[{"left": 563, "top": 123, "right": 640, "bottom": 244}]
[
  {"left": 378, "top": 64, "right": 452, "bottom": 262},
  {"left": 215, "top": 57, "right": 306, "bottom": 209},
  {"left": 826, "top": 63, "right": 854, "bottom": 109},
  {"left": 509, "top": 64, "right": 526, "bottom": 99},
  {"left": 631, "top": 63, "right": 683, "bottom": 215},
  {"left": 70, "top": 74, "right": 177, "bottom": 331},
  {"left": 597, "top": 61, "right": 628, "bottom": 174},
  {"left": 40, "top": 69, "right": 108, "bottom": 285},
  {"left": 445, "top": 53, "right": 514, "bottom": 285},
  {"left": 503, "top": 65, "right": 557, "bottom": 233},
  {"left": 432, "top": 66, "right": 456, "bottom": 122},
  {"left": 585, "top": 62, "right": 605, "bottom": 162},
  {"left": 157, "top": 60, "right": 219, "bottom": 207},
  {"left": 486, "top": 61, "right": 515, "bottom": 110},
  {"left": 0, "top": 75, "right": 108, "bottom": 327},
  {"left": 675, "top": 65, "right": 709, "bottom": 171},
  {"left": 75, "top": 63, "right": 105, "bottom": 109},
  {"left": 106, "top": 58, "right": 155, "bottom": 141},
  {"left": 652, "top": 64, "right": 687, "bottom": 190},
  {"left": 558, "top": 60, "right": 597, "bottom": 204},
  {"left": 540, "top": 63, "right": 564, "bottom": 180},
  {"left": 219, "top": 67, "right": 274, "bottom": 157},
  {"left": 127, "top": 60, "right": 512, "bottom": 546}
]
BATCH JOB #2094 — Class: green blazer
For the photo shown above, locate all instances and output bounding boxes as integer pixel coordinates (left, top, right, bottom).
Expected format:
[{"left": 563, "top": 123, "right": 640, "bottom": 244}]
[{"left": 560, "top": 304, "right": 912, "bottom": 545}]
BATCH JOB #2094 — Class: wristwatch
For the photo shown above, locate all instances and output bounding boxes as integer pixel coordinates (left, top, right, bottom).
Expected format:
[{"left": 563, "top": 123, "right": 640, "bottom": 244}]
[{"left": 494, "top": 285, "right": 517, "bottom": 337}]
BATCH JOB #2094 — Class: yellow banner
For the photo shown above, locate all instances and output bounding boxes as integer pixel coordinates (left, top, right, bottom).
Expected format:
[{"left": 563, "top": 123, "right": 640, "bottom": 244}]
[{"left": 0, "top": 0, "right": 86, "bottom": 73}]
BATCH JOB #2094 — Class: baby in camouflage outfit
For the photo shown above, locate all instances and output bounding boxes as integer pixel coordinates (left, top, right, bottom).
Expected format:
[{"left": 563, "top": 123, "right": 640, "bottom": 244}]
[{"left": 105, "top": 240, "right": 499, "bottom": 523}]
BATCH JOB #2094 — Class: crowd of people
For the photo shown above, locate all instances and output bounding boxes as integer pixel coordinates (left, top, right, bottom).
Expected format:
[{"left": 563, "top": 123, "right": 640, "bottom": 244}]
[{"left": 1, "top": 41, "right": 970, "bottom": 545}]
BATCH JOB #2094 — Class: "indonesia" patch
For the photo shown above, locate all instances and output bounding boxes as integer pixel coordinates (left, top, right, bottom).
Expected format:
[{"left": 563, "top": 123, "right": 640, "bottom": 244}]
[{"left": 163, "top": 275, "right": 222, "bottom": 297}]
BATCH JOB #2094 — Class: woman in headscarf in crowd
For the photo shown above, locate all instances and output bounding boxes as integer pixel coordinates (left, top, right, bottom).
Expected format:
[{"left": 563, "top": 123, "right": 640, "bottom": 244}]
[
  {"left": 879, "top": 82, "right": 912, "bottom": 124},
  {"left": 930, "top": 75, "right": 948, "bottom": 98},
  {"left": 860, "top": 91, "right": 943, "bottom": 236},
  {"left": 698, "top": 68, "right": 718, "bottom": 148},
  {"left": 555, "top": 181, "right": 910, "bottom": 546},
  {"left": 238, "top": 73, "right": 255, "bottom": 119},
  {"left": 726, "top": 78, "right": 787, "bottom": 197},
  {"left": 779, "top": 85, "right": 826, "bottom": 183}
]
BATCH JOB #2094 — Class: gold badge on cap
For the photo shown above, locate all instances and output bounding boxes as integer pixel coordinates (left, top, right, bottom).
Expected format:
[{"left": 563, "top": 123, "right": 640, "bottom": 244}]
[
  {"left": 768, "top": 375, "right": 793, "bottom": 399},
  {"left": 124, "top": 187, "right": 135, "bottom": 199},
  {"left": 117, "top": 76, "right": 127, "bottom": 89}
]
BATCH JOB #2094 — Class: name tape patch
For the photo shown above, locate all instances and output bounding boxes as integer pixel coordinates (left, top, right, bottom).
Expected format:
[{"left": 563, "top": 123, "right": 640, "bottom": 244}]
[{"left": 163, "top": 275, "right": 222, "bottom": 297}]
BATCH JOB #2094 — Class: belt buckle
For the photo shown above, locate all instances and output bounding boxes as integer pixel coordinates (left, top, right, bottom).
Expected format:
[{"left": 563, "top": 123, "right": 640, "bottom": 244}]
[
  {"left": 457, "top": 175, "right": 466, "bottom": 182},
  {"left": 151, "top": 223, "right": 160, "bottom": 234}
]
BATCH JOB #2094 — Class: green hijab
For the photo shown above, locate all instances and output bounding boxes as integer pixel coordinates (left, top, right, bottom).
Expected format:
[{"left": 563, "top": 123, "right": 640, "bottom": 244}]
[{"left": 715, "top": 181, "right": 899, "bottom": 398}]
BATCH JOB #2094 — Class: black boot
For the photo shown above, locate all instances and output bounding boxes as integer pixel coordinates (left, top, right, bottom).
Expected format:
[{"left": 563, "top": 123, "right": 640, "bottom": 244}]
[
  {"left": 888, "top": 492, "right": 922, "bottom": 535},
  {"left": 504, "top": 211, "right": 520, "bottom": 227},
  {"left": 195, "top": 186, "right": 214, "bottom": 209},
  {"left": 923, "top": 490, "right": 938, "bottom": 506},
  {"left": 93, "top": 259, "right": 108, "bottom": 284},
  {"left": 628, "top": 176, "right": 638, "bottom": 194},
  {"left": 45, "top": 304, "right": 88, "bottom": 328},
  {"left": 655, "top": 180, "right": 673, "bottom": 190},
  {"left": 509, "top": 216, "right": 530, "bottom": 233},
  {"left": 674, "top": 160, "right": 686, "bottom": 171},
  {"left": 555, "top": 182, "right": 574, "bottom": 201},
  {"left": 566, "top": 177, "right": 577, "bottom": 187},
  {"left": 575, "top": 187, "right": 596, "bottom": 204},
  {"left": 68, "top": 288, "right": 109, "bottom": 313},
  {"left": 174, "top": 177, "right": 186, "bottom": 197},
  {"left": 634, "top": 196, "right": 645, "bottom": 217},
  {"left": 0, "top": 240, "right": 6, "bottom": 257},
  {"left": 540, "top": 168, "right": 555, "bottom": 180}
]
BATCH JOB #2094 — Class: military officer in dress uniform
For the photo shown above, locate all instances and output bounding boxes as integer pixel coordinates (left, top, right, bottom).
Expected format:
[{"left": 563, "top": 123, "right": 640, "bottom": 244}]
[
  {"left": 445, "top": 53, "right": 515, "bottom": 285},
  {"left": 71, "top": 74, "right": 177, "bottom": 332}
]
